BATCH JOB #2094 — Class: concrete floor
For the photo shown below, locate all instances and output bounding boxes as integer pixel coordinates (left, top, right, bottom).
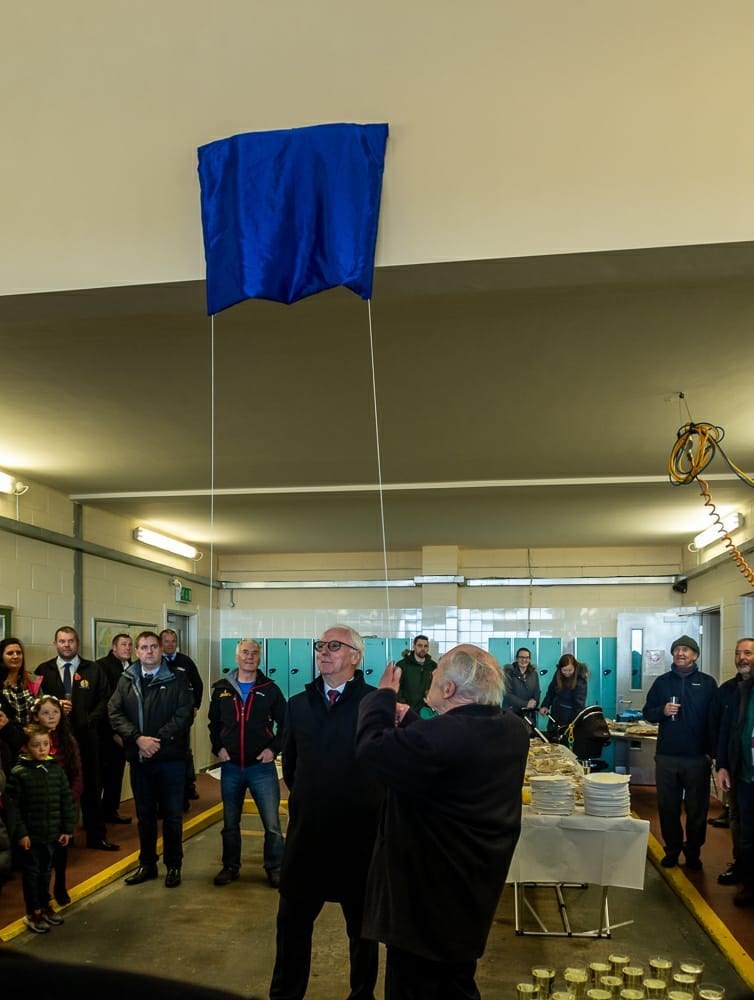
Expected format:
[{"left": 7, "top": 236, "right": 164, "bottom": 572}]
[{"left": 3, "top": 811, "right": 751, "bottom": 1000}]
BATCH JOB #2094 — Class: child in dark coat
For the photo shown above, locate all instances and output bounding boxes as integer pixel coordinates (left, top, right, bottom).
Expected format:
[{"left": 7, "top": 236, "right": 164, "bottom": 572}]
[{"left": 6, "top": 724, "right": 74, "bottom": 933}]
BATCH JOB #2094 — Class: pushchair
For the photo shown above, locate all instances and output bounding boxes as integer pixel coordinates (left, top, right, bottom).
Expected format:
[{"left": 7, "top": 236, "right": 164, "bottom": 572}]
[{"left": 540, "top": 705, "right": 611, "bottom": 771}]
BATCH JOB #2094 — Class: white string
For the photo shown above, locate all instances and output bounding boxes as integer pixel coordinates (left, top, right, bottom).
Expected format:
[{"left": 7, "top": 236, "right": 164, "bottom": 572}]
[
  {"left": 367, "top": 299, "right": 392, "bottom": 635},
  {"left": 207, "top": 313, "right": 216, "bottom": 677}
]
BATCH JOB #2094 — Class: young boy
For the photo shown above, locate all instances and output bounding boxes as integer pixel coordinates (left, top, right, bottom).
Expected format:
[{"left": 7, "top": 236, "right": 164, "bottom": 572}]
[{"left": 6, "top": 724, "right": 74, "bottom": 932}]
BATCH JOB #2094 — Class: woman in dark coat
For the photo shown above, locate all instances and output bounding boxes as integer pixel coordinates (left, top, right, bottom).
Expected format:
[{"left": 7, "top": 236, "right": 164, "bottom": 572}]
[{"left": 540, "top": 653, "right": 588, "bottom": 731}]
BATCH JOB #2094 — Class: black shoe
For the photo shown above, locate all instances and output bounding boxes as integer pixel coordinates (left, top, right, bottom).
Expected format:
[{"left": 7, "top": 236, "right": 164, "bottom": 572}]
[
  {"left": 165, "top": 867, "right": 181, "bottom": 888},
  {"left": 709, "top": 810, "right": 730, "bottom": 828},
  {"left": 87, "top": 838, "right": 120, "bottom": 852},
  {"left": 660, "top": 853, "right": 679, "bottom": 868},
  {"left": 105, "top": 813, "right": 132, "bottom": 825},
  {"left": 188, "top": 787, "right": 200, "bottom": 800},
  {"left": 183, "top": 800, "right": 191, "bottom": 813},
  {"left": 53, "top": 887, "right": 71, "bottom": 906},
  {"left": 213, "top": 867, "right": 239, "bottom": 886},
  {"left": 266, "top": 870, "right": 281, "bottom": 889},
  {"left": 684, "top": 854, "right": 703, "bottom": 871},
  {"left": 718, "top": 863, "right": 740, "bottom": 886},
  {"left": 124, "top": 865, "right": 158, "bottom": 885}
]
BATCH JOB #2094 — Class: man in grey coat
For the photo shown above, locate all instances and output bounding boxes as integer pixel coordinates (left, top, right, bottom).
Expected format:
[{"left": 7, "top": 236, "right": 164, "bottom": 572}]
[{"left": 355, "top": 645, "right": 529, "bottom": 1000}]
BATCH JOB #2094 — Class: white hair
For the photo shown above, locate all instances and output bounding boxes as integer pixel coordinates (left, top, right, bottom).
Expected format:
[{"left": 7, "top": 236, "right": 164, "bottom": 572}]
[{"left": 437, "top": 644, "right": 504, "bottom": 706}]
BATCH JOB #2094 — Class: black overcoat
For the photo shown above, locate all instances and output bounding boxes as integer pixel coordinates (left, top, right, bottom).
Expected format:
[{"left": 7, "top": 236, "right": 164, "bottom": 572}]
[
  {"left": 356, "top": 690, "right": 529, "bottom": 962},
  {"left": 279, "top": 670, "right": 382, "bottom": 901}
]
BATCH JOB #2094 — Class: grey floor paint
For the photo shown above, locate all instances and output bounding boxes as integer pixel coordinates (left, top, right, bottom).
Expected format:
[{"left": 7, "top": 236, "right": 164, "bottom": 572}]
[{"left": 5, "top": 813, "right": 750, "bottom": 999}]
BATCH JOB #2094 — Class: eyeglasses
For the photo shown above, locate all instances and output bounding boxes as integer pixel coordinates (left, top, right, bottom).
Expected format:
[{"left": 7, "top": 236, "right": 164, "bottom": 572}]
[{"left": 314, "top": 640, "right": 360, "bottom": 653}]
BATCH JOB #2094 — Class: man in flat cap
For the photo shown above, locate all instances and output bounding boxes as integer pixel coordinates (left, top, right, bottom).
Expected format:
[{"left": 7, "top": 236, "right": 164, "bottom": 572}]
[{"left": 643, "top": 635, "right": 718, "bottom": 870}]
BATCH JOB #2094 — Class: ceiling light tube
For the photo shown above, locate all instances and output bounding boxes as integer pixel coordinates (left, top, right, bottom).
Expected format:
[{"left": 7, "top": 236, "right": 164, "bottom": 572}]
[
  {"left": 413, "top": 575, "right": 465, "bottom": 585},
  {"left": 220, "top": 579, "right": 417, "bottom": 590},
  {"left": 0, "top": 470, "right": 27, "bottom": 495},
  {"left": 133, "top": 527, "right": 201, "bottom": 560},
  {"left": 465, "top": 576, "right": 677, "bottom": 587},
  {"left": 692, "top": 512, "right": 744, "bottom": 550}
]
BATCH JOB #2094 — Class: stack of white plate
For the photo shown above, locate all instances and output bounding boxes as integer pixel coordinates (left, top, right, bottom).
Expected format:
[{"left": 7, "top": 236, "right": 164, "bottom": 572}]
[
  {"left": 529, "top": 774, "right": 576, "bottom": 815},
  {"left": 583, "top": 772, "right": 631, "bottom": 817}
]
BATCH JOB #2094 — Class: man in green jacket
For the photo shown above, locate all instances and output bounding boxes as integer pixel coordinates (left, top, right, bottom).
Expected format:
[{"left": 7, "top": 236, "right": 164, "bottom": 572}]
[{"left": 396, "top": 636, "right": 437, "bottom": 713}]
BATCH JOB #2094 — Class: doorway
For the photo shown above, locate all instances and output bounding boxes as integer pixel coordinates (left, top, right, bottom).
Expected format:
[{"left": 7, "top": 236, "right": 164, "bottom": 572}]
[{"left": 166, "top": 611, "right": 194, "bottom": 656}]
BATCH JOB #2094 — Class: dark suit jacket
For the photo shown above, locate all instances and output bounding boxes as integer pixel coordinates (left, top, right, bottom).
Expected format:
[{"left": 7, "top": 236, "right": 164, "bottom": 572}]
[
  {"left": 356, "top": 691, "right": 529, "bottom": 962},
  {"left": 35, "top": 657, "right": 109, "bottom": 745},
  {"left": 280, "top": 671, "right": 382, "bottom": 902},
  {"left": 96, "top": 651, "right": 131, "bottom": 698},
  {"left": 164, "top": 652, "right": 203, "bottom": 710}
]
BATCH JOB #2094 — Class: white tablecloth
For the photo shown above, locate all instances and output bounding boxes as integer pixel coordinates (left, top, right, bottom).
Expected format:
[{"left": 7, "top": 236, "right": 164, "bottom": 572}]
[{"left": 506, "top": 807, "right": 650, "bottom": 890}]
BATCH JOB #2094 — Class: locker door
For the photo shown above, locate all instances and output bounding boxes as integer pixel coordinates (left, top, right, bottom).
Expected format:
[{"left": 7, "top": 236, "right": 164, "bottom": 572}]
[
  {"left": 488, "top": 638, "right": 512, "bottom": 666},
  {"left": 265, "top": 639, "right": 289, "bottom": 699},
  {"left": 388, "top": 637, "right": 410, "bottom": 664},
  {"left": 537, "top": 638, "right": 561, "bottom": 694},
  {"left": 363, "top": 638, "right": 387, "bottom": 683},
  {"left": 288, "top": 638, "right": 313, "bottom": 699},
  {"left": 600, "top": 638, "right": 617, "bottom": 716},
  {"left": 575, "top": 637, "right": 602, "bottom": 707},
  {"left": 600, "top": 637, "right": 618, "bottom": 769},
  {"left": 220, "top": 638, "right": 239, "bottom": 676}
]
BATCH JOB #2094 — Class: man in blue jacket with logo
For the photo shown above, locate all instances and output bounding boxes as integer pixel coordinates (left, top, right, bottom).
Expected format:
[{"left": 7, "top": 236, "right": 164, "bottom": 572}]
[{"left": 643, "top": 634, "right": 718, "bottom": 870}]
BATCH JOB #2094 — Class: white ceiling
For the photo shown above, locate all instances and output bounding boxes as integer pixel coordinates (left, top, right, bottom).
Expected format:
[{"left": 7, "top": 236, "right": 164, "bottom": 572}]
[{"left": 3, "top": 242, "right": 754, "bottom": 557}]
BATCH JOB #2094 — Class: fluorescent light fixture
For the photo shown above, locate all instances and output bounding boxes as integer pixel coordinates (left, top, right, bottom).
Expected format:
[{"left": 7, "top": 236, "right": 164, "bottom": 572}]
[
  {"left": 465, "top": 576, "right": 677, "bottom": 587},
  {"left": 221, "top": 579, "right": 416, "bottom": 590},
  {"left": 133, "top": 527, "right": 201, "bottom": 560},
  {"left": 692, "top": 512, "right": 744, "bottom": 550},
  {"left": 0, "top": 470, "right": 28, "bottom": 495},
  {"left": 413, "top": 575, "right": 465, "bottom": 585}
]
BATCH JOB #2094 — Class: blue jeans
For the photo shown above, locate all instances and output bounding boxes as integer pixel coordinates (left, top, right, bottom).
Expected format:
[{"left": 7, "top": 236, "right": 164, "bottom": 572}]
[
  {"left": 220, "top": 759, "right": 284, "bottom": 872},
  {"left": 130, "top": 758, "right": 186, "bottom": 869}
]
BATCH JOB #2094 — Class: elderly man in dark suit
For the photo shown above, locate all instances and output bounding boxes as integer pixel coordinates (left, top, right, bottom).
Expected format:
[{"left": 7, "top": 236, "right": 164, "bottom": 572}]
[
  {"left": 35, "top": 625, "right": 117, "bottom": 851},
  {"left": 269, "top": 625, "right": 382, "bottom": 1000},
  {"left": 356, "top": 644, "right": 530, "bottom": 1000}
]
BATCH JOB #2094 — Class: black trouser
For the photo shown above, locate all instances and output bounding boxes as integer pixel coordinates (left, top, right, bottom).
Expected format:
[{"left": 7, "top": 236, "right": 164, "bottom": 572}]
[
  {"left": 655, "top": 753, "right": 710, "bottom": 857},
  {"left": 20, "top": 842, "right": 54, "bottom": 914},
  {"left": 101, "top": 733, "right": 127, "bottom": 817},
  {"left": 78, "top": 731, "right": 106, "bottom": 843},
  {"left": 737, "top": 778, "right": 754, "bottom": 887},
  {"left": 269, "top": 892, "right": 378, "bottom": 1000},
  {"left": 385, "top": 946, "right": 480, "bottom": 1000}
]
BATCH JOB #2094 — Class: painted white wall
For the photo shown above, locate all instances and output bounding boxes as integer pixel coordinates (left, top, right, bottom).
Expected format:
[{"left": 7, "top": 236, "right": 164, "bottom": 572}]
[{"left": 4, "top": 2, "right": 754, "bottom": 294}]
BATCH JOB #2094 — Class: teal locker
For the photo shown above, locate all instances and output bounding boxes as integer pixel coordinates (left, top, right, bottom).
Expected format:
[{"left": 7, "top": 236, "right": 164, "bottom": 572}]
[
  {"left": 388, "top": 637, "right": 410, "bottom": 664},
  {"left": 362, "top": 637, "right": 387, "bottom": 683},
  {"left": 220, "top": 637, "right": 239, "bottom": 675},
  {"left": 288, "top": 638, "right": 313, "bottom": 698},
  {"left": 600, "top": 638, "right": 617, "bottom": 716},
  {"left": 600, "top": 637, "right": 618, "bottom": 769},
  {"left": 575, "top": 637, "right": 602, "bottom": 707},
  {"left": 488, "top": 638, "right": 512, "bottom": 667},
  {"left": 265, "top": 638, "right": 289, "bottom": 697},
  {"left": 537, "top": 637, "right": 562, "bottom": 694}
]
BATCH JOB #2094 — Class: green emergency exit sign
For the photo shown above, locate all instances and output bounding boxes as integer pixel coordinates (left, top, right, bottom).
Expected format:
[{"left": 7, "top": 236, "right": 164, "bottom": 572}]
[{"left": 176, "top": 585, "right": 192, "bottom": 604}]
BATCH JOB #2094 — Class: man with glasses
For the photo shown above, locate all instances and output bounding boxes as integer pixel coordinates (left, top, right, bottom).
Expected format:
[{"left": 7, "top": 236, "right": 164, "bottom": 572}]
[
  {"left": 502, "top": 647, "right": 540, "bottom": 724},
  {"left": 269, "top": 625, "right": 382, "bottom": 1000}
]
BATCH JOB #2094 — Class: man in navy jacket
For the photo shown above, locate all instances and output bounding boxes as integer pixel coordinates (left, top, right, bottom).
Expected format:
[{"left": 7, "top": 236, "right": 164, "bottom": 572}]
[{"left": 643, "top": 634, "right": 717, "bottom": 870}]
